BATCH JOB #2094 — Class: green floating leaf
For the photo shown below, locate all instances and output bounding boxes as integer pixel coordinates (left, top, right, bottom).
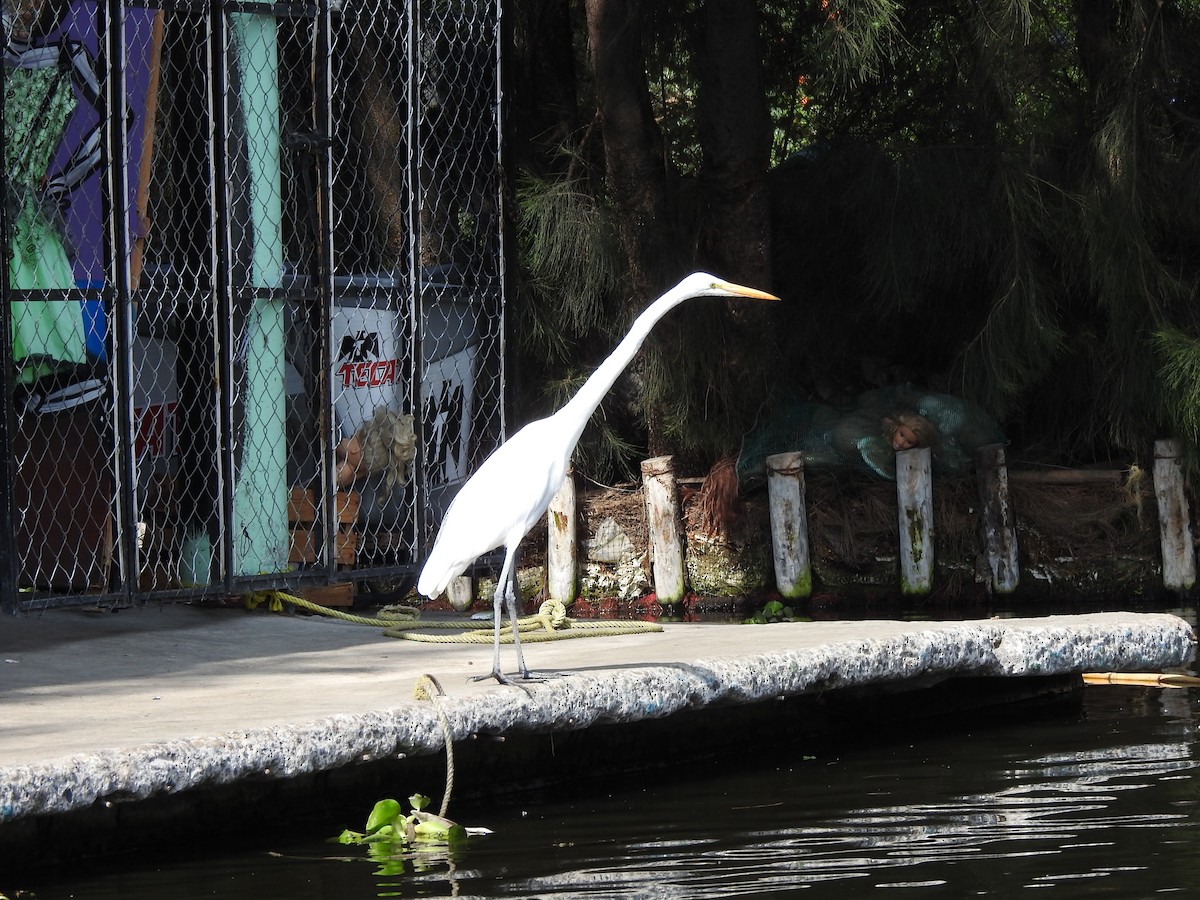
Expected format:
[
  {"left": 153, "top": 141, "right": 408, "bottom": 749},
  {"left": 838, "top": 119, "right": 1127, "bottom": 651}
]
[
  {"left": 408, "top": 793, "right": 431, "bottom": 812},
  {"left": 412, "top": 816, "right": 468, "bottom": 844},
  {"left": 366, "top": 799, "right": 404, "bottom": 834},
  {"left": 366, "top": 824, "right": 398, "bottom": 843}
]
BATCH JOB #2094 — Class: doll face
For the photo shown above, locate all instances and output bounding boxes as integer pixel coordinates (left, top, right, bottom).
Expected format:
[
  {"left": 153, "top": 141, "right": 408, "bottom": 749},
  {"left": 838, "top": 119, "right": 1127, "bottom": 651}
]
[{"left": 891, "top": 422, "right": 921, "bottom": 451}]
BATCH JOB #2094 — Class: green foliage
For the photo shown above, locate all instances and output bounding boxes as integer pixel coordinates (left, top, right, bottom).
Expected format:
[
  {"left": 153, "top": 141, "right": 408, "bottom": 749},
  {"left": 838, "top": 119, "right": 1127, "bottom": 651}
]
[
  {"left": 1155, "top": 328, "right": 1200, "bottom": 470},
  {"left": 514, "top": 165, "right": 649, "bottom": 480},
  {"left": 334, "top": 793, "right": 479, "bottom": 884},
  {"left": 364, "top": 798, "right": 404, "bottom": 834},
  {"left": 336, "top": 794, "right": 468, "bottom": 849},
  {"left": 761, "top": 0, "right": 1200, "bottom": 465},
  {"left": 516, "top": 169, "right": 627, "bottom": 355},
  {"left": 816, "top": 0, "right": 904, "bottom": 88},
  {"left": 744, "top": 599, "right": 802, "bottom": 624},
  {"left": 510, "top": 0, "right": 1200, "bottom": 473},
  {"left": 542, "top": 366, "right": 643, "bottom": 480}
]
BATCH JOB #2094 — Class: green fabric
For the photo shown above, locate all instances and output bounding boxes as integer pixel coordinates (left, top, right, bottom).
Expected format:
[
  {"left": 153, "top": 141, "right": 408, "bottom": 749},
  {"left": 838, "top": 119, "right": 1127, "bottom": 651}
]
[
  {"left": 6, "top": 63, "right": 86, "bottom": 377},
  {"left": 737, "top": 385, "right": 1007, "bottom": 484}
]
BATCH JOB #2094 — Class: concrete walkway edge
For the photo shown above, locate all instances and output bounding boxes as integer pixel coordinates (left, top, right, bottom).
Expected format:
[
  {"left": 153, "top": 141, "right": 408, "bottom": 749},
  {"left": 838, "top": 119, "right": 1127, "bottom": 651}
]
[{"left": 1, "top": 611, "right": 1193, "bottom": 825}]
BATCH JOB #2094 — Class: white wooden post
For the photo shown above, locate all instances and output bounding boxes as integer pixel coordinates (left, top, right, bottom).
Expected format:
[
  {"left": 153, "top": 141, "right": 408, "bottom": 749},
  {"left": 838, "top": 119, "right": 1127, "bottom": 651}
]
[
  {"left": 1153, "top": 438, "right": 1196, "bottom": 592},
  {"left": 446, "top": 575, "right": 474, "bottom": 612},
  {"left": 975, "top": 443, "right": 1019, "bottom": 594},
  {"left": 896, "top": 446, "right": 934, "bottom": 595},
  {"left": 641, "top": 455, "right": 686, "bottom": 606},
  {"left": 547, "top": 468, "right": 579, "bottom": 603},
  {"left": 765, "top": 451, "right": 812, "bottom": 599}
]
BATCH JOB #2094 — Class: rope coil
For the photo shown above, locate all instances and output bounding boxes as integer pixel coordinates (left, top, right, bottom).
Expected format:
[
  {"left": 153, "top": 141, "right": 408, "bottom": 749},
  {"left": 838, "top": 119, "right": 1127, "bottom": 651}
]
[{"left": 243, "top": 591, "right": 664, "bottom": 644}]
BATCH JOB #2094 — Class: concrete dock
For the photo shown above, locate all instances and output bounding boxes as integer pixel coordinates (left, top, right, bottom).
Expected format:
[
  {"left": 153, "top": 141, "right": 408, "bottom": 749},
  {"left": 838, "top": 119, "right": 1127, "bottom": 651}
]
[{"left": 0, "top": 603, "right": 1194, "bottom": 869}]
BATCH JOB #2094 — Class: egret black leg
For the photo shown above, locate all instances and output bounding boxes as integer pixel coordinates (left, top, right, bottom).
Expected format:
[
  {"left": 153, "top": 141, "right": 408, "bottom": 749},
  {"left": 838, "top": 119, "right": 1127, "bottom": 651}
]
[
  {"left": 488, "top": 581, "right": 505, "bottom": 679},
  {"left": 506, "top": 578, "right": 530, "bottom": 679}
]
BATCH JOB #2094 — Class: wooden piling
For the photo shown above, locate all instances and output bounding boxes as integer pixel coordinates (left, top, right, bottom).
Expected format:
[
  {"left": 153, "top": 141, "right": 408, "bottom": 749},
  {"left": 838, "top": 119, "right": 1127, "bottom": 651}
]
[
  {"left": 896, "top": 446, "right": 934, "bottom": 595},
  {"left": 1153, "top": 438, "right": 1196, "bottom": 592},
  {"left": 547, "top": 468, "right": 579, "bottom": 604},
  {"left": 765, "top": 451, "right": 812, "bottom": 599},
  {"left": 641, "top": 455, "right": 686, "bottom": 606},
  {"left": 446, "top": 575, "right": 474, "bottom": 612},
  {"left": 975, "top": 443, "right": 1019, "bottom": 594}
]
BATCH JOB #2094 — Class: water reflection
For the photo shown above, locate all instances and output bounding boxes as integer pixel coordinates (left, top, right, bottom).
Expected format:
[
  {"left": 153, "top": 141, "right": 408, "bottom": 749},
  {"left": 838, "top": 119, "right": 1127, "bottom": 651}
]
[{"left": 470, "top": 686, "right": 1200, "bottom": 898}]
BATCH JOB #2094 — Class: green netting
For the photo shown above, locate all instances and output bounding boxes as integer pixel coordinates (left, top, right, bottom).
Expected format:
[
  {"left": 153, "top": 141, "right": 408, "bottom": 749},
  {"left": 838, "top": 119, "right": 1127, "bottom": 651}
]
[{"left": 736, "top": 385, "right": 1006, "bottom": 485}]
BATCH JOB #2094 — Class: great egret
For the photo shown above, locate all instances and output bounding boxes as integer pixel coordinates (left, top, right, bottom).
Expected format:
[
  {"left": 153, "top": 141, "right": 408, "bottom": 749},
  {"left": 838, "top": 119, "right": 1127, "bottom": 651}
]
[{"left": 417, "top": 272, "right": 780, "bottom": 683}]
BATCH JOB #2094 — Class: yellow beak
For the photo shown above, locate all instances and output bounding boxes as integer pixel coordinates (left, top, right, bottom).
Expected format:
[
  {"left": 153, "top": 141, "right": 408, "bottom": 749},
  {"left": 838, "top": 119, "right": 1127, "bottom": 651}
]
[{"left": 716, "top": 279, "right": 781, "bottom": 301}]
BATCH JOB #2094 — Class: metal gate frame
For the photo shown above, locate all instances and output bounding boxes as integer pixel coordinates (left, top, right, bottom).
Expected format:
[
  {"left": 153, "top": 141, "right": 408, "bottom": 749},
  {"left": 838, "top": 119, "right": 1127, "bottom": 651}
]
[{"left": 1, "top": 0, "right": 505, "bottom": 613}]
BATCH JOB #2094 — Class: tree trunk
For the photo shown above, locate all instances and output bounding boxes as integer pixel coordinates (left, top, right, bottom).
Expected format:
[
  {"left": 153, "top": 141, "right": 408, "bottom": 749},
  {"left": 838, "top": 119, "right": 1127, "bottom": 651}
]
[
  {"left": 697, "top": 0, "right": 772, "bottom": 291},
  {"left": 693, "top": 0, "right": 777, "bottom": 443},
  {"left": 584, "top": 0, "right": 676, "bottom": 301},
  {"left": 1076, "top": 0, "right": 1120, "bottom": 117},
  {"left": 585, "top": 0, "right": 681, "bottom": 454},
  {"left": 509, "top": 0, "right": 580, "bottom": 170}
]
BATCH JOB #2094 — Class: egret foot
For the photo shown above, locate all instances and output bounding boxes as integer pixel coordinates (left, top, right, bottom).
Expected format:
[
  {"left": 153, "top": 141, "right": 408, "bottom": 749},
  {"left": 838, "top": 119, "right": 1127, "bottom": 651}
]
[{"left": 471, "top": 669, "right": 550, "bottom": 686}]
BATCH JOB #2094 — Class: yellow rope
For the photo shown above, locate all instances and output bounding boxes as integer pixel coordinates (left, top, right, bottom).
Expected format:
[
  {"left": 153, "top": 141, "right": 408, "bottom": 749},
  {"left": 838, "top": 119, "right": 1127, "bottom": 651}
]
[
  {"left": 384, "top": 621, "right": 664, "bottom": 643},
  {"left": 244, "top": 590, "right": 664, "bottom": 644},
  {"left": 244, "top": 590, "right": 423, "bottom": 627},
  {"left": 413, "top": 674, "right": 454, "bottom": 817}
]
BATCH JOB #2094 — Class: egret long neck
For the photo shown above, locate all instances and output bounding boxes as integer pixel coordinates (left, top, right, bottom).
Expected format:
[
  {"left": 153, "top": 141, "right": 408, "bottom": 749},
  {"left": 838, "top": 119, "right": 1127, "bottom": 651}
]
[{"left": 557, "top": 291, "right": 688, "bottom": 439}]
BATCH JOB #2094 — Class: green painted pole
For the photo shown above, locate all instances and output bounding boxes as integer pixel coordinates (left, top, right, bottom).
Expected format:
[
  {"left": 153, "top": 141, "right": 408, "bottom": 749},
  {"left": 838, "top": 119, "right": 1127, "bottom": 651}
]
[{"left": 230, "top": 12, "right": 287, "bottom": 575}]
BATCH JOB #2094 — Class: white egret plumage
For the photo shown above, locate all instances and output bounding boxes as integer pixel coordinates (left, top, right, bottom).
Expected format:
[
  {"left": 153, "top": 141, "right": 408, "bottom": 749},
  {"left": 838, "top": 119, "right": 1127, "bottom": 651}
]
[{"left": 417, "top": 272, "right": 780, "bottom": 684}]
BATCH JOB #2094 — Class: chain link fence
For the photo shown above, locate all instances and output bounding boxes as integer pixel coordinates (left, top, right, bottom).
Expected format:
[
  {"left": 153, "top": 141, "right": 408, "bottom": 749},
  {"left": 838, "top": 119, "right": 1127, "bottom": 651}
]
[{"left": 2, "top": 0, "right": 505, "bottom": 612}]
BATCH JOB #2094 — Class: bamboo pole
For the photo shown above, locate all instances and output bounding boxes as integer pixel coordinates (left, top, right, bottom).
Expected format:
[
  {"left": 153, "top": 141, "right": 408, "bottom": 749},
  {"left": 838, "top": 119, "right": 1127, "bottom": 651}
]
[
  {"left": 765, "top": 451, "right": 811, "bottom": 599},
  {"left": 975, "top": 443, "right": 1019, "bottom": 594},
  {"left": 547, "top": 468, "right": 579, "bottom": 604},
  {"left": 1153, "top": 438, "right": 1196, "bottom": 592},
  {"left": 641, "top": 455, "right": 686, "bottom": 606},
  {"left": 1083, "top": 672, "right": 1200, "bottom": 688},
  {"left": 896, "top": 446, "right": 934, "bottom": 595}
]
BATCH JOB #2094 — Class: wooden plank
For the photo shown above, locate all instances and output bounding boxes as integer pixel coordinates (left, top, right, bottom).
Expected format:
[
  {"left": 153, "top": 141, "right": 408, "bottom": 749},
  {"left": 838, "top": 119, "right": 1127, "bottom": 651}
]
[
  {"left": 289, "top": 528, "right": 358, "bottom": 565},
  {"left": 293, "top": 582, "right": 355, "bottom": 608},
  {"left": 288, "top": 487, "right": 317, "bottom": 524},
  {"left": 335, "top": 531, "right": 359, "bottom": 565},
  {"left": 289, "top": 528, "right": 314, "bottom": 563},
  {"left": 288, "top": 488, "right": 360, "bottom": 525},
  {"left": 337, "top": 491, "right": 360, "bottom": 524}
]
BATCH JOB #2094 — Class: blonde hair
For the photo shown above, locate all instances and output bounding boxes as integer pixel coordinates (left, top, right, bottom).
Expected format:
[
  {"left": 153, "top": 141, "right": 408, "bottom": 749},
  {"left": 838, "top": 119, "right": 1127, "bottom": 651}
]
[
  {"left": 356, "top": 406, "right": 417, "bottom": 498},
  {"left": 882, "top": 411, "right": 939, "bottom": 449}
]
